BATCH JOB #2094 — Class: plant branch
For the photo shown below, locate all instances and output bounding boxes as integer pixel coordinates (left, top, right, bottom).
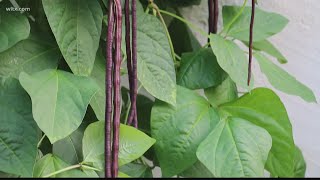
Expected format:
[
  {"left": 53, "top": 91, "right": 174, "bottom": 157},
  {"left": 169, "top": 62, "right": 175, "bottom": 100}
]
[
  {"left": 37, "top": 134, "right": 46, "bottom": 148},
  {"left": 158, "top": 9, "right": 209, "bottom": 38},
  {"left": 149, "top": 1, "right": 177, "bottom": 65},
  {"left": 43, "top": 164, "right": 81, "bottom": 178}
]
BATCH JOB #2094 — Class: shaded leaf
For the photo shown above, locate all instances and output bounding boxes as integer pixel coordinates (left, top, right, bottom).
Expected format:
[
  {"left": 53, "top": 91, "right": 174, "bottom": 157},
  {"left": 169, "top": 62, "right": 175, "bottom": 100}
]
[
  {"left": 0, "top": 77, "right": 39, "bottom": 177},
  {"left": 177, "top": 48, "right": 226, "bottom": 90},
  {"left": 0, "top": 10, "right": 30, "bottom": 52},
  {"left": 0, "top": 33, "right": 60, "bottom": 79}
]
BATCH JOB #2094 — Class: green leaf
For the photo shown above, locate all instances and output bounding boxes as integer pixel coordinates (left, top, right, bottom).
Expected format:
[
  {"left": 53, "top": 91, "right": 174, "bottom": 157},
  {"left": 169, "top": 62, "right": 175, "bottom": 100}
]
[
  {"left": 0, "top": 33, "right": 60, "bottom": 79},
  {"left": 118, "top": 171, "right": 130, "bottom": 178},
  {"left": 180, "top": 161, "right": 214, "bottom": 178},
  {"left": 168, "top": 12, "right": 201, "bottom": 55},
  {"left": 151, "top": 86, "right": 219, "bottom": 177},
  {"left": 197, "top": 118, "right": 272, "bottom": 177},
  {"left": 204, "top": 76, "right": 238, "bottom": 106},
  {"left": 82, "top": 122, "right": 155, "bottom": 169},
  {"left": 255, "top": 52, "right": 316, "bottom": 103},
  {"left": 42, "top": 0, "right": 103, "bottom": 76},
  {"left": 244, "top": 40, "right": 287, "bottom": 64},
  {"left": 0, "top": 10, "right": 30, "bottom": 53},
  {"left": 90, "top": 50, "right": 106, "bottom": 121},
  {"left": 220, "top": 88, "right": 296, "bottom": 177},
  {"left": 119, "top": 124, "right": 156, "bottom": 166},
  {"left": 137, "top": 12, "right": 176, "bottom": 105},
  {"left": 177, "top": 48, "right": 226, "bottom": 90},
  {"left": 33, "top": 154, "right": 89, "bottom": 177},
  {"left": 210, "top": 34, "right": 251, "bottom": 89},
  {"left": 119, "top": 163, "right": 152, "bottom": 178},
  {"left": 19, "top": 69, "right": 99, "bottom": 143},
  {"left": 0, "top": 77, "right": 39, "bottom": 177},
  {"left": 293, "top": 146, "right": 306, "bottom": 178},
  {"left": 82, "top": 121, "right": 104, "bottom": 168},
  {"left": 223, "top": 6, "right": 288, "bottom": 42}
]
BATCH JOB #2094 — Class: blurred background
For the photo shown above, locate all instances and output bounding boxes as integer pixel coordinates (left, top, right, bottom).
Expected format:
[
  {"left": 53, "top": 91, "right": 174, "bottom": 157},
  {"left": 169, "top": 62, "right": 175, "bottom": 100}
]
[{"left": 179, "top": 0, "right": 320, "bottom": 177}]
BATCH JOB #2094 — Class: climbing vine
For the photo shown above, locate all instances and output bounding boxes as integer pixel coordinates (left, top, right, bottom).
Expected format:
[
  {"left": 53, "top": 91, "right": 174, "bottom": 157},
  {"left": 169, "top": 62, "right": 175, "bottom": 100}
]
[{"left": 0, "top": 0, "right": 315, "bottom": 178}]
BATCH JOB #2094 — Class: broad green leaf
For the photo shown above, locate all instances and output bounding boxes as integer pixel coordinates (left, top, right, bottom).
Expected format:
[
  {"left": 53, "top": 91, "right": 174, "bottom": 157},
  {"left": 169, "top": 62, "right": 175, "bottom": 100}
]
[
  {"left": 293, "top": 147, "right": 306, "bottom": 178},
  {"left": 223, "top": 6, "right": 288, "bottom": 41},
  {"left": 0, "top": 33, "right": 60, "bottom": 79},
  {"left": 119, "top": 124, "right": 156, "bottom": 166},
  {"left": 119, "top": 163, "right": 152, "bottom": 178},
  {"left": 220, "top": 88, "right": 296, "bottom": 177},
  {"left": 42, "top": 0, "right": 103, "bottom": 76},
  {"left": 197, "top": 118, "right": 272, "bottom": 177},
  {"left": 137, "top": 12, "right": 176, "bottom": 105},
  {"left": 243, "top": 40, "right": 287, "bottom": 64},
  {"left": 168, "top": 13, "right": 201, "bottom": 55},
  {"left": 118, "top": 171, "right": 130, "bottom": 178},
  {"left": 33, "top": 154, "right": 90, "bottom": 177},
  {"left": 82, "top": 121, "right": 104, "bottom": 167},
  {"left": 210, "top": 34, "right": 251, "bottom": 89},
  {"left": 0, "top": 77, "right": 39, "bottom": 177},
  {"left": 82, "top": 122, "right": 155, "bottom": 169},
  {"left": 19, "top": 69, "right": 99, "bottom": 143},
  {"left": 205, "top": 76, "right": 238, "bottom": 106},
  {"left": 0, "top": 10, "right": 30, "bottom": 52},
  {"left": 177, "top": 48, "right": 226, "bottom": 90},
  {"left": 255, "top": 52, "right": 316, "bottom": 103},
  {"left": 151, "top": 86, "right": 220, "bottom": 177},
  {"left": 180, "top": 161, "right": 214, "bottom": 178},
  {"left": 90, "top": 50, "right": 106, "bottom": 120}
]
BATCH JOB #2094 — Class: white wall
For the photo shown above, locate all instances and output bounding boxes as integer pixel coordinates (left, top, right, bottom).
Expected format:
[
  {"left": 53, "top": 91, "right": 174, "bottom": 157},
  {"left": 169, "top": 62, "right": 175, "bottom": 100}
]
[{"left": 180, "top": 0, "right": 320, "bottom": 177}]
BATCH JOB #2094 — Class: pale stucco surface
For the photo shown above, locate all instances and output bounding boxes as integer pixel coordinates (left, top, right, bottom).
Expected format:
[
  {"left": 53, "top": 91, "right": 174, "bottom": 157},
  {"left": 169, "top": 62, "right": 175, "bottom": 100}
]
[{"left": 179, "top": 0, "right": 320, "bottom": 177}]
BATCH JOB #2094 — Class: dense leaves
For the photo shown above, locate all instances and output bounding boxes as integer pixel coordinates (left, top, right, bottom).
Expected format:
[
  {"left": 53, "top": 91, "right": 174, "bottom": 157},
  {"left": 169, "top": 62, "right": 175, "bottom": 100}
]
[
  {"left": 0, "top": 0, "right": 313, "bottom": 178},
  {"left": 151, "top": 86, "right": 219, "bottom": 177},
  {"left": 197, "top": 118, "right": 272, "bottom": 177},
  {"left": 221, "top": 88, "right": 296, "bottom": 177}
]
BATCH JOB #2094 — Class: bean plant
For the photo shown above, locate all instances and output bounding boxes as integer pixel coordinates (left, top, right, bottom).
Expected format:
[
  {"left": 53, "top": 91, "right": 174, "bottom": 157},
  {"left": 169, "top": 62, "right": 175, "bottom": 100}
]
[{"left": 0, "top": 0, "right": 316, "bottom": 178}]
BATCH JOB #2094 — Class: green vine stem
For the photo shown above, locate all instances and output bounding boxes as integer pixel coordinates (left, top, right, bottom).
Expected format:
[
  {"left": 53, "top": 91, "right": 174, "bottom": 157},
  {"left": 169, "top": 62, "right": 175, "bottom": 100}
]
[
  {"left": 43, "top": 164, "right": 81, "bottom": 178},
  {"left": 149, "top": 1, "right": 177, "bottom": 65}
]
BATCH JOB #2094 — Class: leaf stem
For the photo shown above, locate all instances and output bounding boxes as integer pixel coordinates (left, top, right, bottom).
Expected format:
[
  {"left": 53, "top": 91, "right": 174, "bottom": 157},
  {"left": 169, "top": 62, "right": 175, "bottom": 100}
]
[
  {"left": 149, "top": 2, "right": 176, "bottom": 64},
  {"left": 43, "top": 164, "right": 81, "bottom": 178},
  {"left": 37, "top": 134, "right": 46, "bottom": 148},
  {"left": 158, "top": 9, "right": 209, "bottom": 38}
]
